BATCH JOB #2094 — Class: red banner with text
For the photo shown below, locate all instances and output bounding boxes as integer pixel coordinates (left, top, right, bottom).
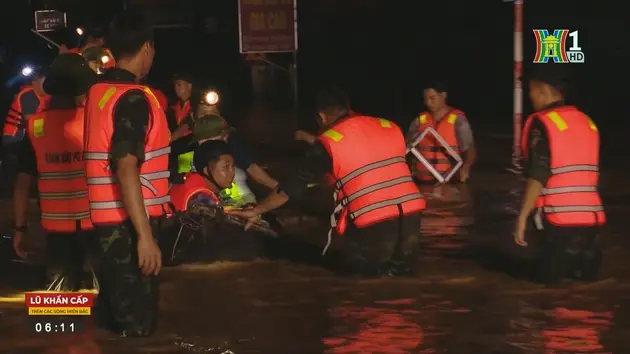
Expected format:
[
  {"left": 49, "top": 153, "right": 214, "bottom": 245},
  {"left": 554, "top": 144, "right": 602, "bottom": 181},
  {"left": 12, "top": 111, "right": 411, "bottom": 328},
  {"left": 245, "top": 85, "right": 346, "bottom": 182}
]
[{"left": 238, "top": 0, "right": 297, "bottom": 53}]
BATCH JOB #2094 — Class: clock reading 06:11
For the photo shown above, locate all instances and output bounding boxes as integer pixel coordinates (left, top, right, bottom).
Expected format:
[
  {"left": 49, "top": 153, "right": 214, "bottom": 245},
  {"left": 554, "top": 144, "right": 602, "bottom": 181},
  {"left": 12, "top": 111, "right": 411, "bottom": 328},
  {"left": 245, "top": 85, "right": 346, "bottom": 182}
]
[{"left": 30, "top": 318, "right": 84, "bottom": 333}]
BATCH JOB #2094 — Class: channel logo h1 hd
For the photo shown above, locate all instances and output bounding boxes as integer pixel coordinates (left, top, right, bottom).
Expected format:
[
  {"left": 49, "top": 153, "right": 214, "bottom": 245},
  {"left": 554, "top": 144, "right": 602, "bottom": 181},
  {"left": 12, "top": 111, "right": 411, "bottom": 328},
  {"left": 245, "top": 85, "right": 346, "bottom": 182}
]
[{"left": 533, "top": 29, "right": 585, "bottom": 64}]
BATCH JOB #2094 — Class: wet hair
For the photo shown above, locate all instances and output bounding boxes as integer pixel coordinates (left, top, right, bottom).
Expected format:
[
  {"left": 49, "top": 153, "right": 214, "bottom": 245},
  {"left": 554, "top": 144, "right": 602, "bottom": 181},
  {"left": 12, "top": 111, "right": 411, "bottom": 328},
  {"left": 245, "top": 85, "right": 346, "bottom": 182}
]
[
  {"left": 315, "top": 86, "right": 349, "bottom": 117},
  {"left": 423, "top": 80, "right": 448, "bottom": 94},
  {"left": 193, "top": 140, "right": 232, "bottom": 173},
  {"left": 106, "top": 11, "right": 154, "bottom": 60}
]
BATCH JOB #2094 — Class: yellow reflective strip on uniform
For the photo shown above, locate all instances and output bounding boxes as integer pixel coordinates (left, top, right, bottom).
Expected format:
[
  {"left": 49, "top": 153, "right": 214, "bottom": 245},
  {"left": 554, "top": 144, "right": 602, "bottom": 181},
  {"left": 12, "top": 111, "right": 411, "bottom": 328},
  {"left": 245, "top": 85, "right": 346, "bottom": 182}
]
[
  {"left": 323, "top": 129, "right": 344, "bottom": 142},
  {"left": 447, "top": 114, "right": 457, "bottom": 124},
  {"left": 546, "top": 111, "right": 567, "bottom": 131},
  {"left": 378, "top": 118, "right": 391, "bottom": 128},
  {"left": 177, "top": 151, "right": 194, "bottom": 174},
  {"left": 33, "top": 118, "right": 44, "bottom": 138},
  {"left": 98, "top": 87, "right": 117, "bottom": 110},
  {"left": 419, "top": 114, "right": 427, "bottom": 124},
  {"left": 143, "top": 87, "right": 160, "bottom": 108},
  {"left": 587, "top": 117, "right": 598, "bottom": 131}
]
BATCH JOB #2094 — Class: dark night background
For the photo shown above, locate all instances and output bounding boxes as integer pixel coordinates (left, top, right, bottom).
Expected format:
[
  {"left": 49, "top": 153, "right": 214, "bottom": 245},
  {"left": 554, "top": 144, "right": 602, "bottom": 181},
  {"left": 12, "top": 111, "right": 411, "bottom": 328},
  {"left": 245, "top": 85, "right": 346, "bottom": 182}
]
[{"left": 0, "top": 0, "right": 628, "bottom": 162}]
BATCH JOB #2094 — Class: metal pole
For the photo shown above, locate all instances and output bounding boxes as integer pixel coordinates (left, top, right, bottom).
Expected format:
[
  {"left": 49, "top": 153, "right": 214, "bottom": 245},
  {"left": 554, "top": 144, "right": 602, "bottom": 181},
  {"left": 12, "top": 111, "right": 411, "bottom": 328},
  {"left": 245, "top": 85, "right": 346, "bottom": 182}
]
[
  {"left": 30, "top": 29, "right": 61, "bottom": 49},
  {"left": 292, "top": 0, "right": 299, "bottom": 114},
  {"left": 512, "top": 0, "right": 523, "bottom": 170}
]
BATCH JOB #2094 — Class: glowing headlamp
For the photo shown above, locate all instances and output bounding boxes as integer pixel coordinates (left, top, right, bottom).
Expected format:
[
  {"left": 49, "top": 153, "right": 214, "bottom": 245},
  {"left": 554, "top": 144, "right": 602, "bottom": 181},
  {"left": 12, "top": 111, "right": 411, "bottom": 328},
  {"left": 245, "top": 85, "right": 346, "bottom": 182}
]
[
  {"left": 76, "top": 27, "right": 84, "bottom": 36},
  {"left": 100, "top": 55, "right": 110, "bottom": 64},
  {"left": 21, "top": 66, "right": 34, "bottom": 77},
  {"left": 204, "top": 90, "right": 219, "bottom": 105}
]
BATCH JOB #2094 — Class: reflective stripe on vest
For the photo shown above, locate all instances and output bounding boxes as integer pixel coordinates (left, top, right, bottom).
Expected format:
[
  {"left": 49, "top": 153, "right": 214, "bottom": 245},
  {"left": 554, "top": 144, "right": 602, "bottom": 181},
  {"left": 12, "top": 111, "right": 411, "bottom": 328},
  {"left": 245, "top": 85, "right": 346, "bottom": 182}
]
[
  {"left": 414, "top": 109, "right": 463, "bottom": 181},
  {"left": 84, "top": 83, "right": 171, "bottom": 225},
  {"left": 318, "top": 116, "right": 425, "bottom": 236},
  {"left": 522, "top": 106, "right": 605, "bottom": 227},
  {"left": 27, "top": 108, "right": 93, "bottom": 233}
]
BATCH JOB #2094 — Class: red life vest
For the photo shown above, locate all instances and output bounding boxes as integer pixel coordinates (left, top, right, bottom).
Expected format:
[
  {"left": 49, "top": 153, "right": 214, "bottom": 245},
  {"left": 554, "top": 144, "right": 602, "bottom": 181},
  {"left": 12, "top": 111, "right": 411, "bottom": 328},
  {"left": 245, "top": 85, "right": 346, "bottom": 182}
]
[
  {"left": 3, "top": 86, "right": 48, "bottom": 138},
  {"left": 84, "top": 83, "right": 171, "bottom": 225},
  {"left": 170, "top": 172, "right": 220, "bottom": 211},
  {"left": 521, "top": 106, "right": 605, "bottom": 227},
  {"left": 27, "top": 107, "right": 93, "bottom": 233},
  {"left": 170, "top": 100, "right": 191, "bottom": 125},
  {"left": 151, "top": 88, "right": 168, "bottom": 110},
  {"left": 318, "top": 115, "right": 425, "bottom": 236},
  {"left": 413, "top": 108, "right": 465, "bottom": 182}
]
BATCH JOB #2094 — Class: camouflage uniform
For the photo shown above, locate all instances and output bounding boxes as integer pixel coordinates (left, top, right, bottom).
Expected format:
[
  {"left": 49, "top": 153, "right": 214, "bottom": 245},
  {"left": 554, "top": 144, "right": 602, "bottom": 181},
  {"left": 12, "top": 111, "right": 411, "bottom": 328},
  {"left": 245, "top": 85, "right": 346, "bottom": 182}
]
[
  {"left": 89, "top": 219, "right": 160, "bottom": 337},
  {"left": 340, "top": 212, "right": 422, "bottom": 277}
]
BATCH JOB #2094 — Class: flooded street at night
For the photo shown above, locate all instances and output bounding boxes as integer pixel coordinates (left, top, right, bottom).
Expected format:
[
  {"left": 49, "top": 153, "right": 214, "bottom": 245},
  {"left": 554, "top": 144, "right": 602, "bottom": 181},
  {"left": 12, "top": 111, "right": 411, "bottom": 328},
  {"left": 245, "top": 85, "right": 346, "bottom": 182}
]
[{"left": 0, "top": 129, "right": 628, "bottom": 353}]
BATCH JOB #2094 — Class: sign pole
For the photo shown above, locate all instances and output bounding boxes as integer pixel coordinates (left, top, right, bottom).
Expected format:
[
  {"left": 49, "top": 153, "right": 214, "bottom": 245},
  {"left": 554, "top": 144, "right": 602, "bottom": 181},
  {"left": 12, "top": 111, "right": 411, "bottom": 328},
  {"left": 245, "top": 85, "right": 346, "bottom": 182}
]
[
  {"left": 511, "top": 0, "right": 524, "bottom": 172},
  {"left": 30, "top": 28, "right": 61, "bottom": 48},
  {"left": 292, "top": 0, "right": 299, "bottom": 115}
]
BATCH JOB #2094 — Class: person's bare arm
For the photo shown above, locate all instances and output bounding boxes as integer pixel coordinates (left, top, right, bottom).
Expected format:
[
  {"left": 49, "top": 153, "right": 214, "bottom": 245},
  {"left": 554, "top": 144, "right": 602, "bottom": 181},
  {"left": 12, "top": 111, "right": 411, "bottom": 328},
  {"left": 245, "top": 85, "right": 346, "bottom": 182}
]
[{"left": 246, "top": 163, "right": 278, "bottom": 190}]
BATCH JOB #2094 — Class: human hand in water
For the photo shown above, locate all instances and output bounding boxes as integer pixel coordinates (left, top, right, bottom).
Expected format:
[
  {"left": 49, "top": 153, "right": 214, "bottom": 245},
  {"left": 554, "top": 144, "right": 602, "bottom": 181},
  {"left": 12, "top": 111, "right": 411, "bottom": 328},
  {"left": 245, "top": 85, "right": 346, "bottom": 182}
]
[
  {"left": 227, "top": 207, "right": 261, "bottom": 231},
  {"left": 513, "top": 217, "right": 528, "bottom": 247},
  {"left": 13, "top": 231, "right": 27, "bottom": 259}
]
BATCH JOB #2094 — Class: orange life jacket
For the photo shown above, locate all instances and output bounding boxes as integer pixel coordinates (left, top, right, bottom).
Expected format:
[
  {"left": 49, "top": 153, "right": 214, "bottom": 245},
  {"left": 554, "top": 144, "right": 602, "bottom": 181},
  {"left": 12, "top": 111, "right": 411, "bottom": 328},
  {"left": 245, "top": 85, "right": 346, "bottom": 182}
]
[
  {"left": 521, "top": 106, "right": 605, "bottom": 227},
  {"left": 413, "top": 108, "right": 464, "bottom": 182},
  {"left": 152, "top": 88, "right": 168, "bottom": 110},
  {"left": 27, "top": 107, "right": 93, "bottom": 233},
  {"left": 3, "top": 87, "right": 48, "bottom": 138},
  {"left": 170, "top": 100, "right": 191, "bottom": 125},
  {"left": 170, "top": 172, "right": 220, "bottom": 211},
  {"left": 318, "top": 115, "right": 425, "bottom": 237},
  {"left": 84, "top": 83, "right": 171, "bottom": 225}
]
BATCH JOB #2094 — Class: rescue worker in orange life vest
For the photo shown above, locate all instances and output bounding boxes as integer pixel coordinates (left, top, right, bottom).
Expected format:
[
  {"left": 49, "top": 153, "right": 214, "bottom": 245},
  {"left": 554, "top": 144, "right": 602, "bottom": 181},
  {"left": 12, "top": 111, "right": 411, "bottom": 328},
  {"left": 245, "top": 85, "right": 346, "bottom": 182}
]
[
  {"left": 514, "top": 65, "right": 605, "bottom": 285},
  {"left": 12, "top": 54, "right": 98, "bottom": 291},
  {"left": 2, "top": 68, "right": 49, "bottom": 147},
  {"left": 231, "top": 87, "right": 425, "bottom": 277},
  {"left": 83, "top": 11, "right": 168, "bottom": 337},
  {"left": 167, "top": 72, "right": 195, "bottom": 132},
  {"left": 406, "top": 81, "right": 476, "bottom": 183}
]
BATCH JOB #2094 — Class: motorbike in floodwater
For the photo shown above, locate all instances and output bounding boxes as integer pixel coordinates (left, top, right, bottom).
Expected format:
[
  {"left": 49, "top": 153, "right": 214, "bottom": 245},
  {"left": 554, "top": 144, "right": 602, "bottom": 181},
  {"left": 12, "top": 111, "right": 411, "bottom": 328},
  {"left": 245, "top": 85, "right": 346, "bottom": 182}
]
[{"left": 160, "top": 199, "right": 282, "bottom": 266}]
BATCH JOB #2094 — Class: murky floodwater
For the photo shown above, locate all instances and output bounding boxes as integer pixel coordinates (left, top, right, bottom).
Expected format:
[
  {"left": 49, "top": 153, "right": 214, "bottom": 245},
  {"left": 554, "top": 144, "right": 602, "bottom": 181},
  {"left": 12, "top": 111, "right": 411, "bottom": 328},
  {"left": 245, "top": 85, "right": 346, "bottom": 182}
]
[{"left": 0, "top": 162, "right": 629, "bottom": 353}]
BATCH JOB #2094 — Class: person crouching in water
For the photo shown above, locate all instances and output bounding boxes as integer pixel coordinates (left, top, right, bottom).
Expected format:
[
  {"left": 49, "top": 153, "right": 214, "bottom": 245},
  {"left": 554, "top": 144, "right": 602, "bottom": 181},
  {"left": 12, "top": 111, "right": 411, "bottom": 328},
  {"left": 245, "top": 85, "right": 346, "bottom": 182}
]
[{"left": 168, "top": 140, "right": 270, "bottom": 263}]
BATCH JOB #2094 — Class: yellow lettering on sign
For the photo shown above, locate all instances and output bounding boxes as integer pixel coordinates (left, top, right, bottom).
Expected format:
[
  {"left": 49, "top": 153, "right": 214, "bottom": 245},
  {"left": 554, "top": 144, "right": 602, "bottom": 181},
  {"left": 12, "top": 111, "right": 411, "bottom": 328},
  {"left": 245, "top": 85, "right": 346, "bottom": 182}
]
[
  {"left": 267, "top": 11, "right": 287, "bottom": 30},
  {"left": 250, "top": 12, "right": 266, "bottom": 31},
  {"left": 33, "top": 118, "right": 44, "bottom": 138}
]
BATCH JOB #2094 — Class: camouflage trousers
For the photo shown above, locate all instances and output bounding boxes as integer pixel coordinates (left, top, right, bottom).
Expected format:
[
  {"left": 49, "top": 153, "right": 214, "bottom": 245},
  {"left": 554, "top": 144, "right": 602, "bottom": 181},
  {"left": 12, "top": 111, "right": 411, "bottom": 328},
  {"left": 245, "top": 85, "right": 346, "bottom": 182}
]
[
  {"left": 46, "top": 231, "right": 90, "bottom": 291},
  {"left": 89, "top": 219, "right": 160, "bottom": 337},
  {"left": 340, "top": 211, "right": 422, "bottom": 277}
]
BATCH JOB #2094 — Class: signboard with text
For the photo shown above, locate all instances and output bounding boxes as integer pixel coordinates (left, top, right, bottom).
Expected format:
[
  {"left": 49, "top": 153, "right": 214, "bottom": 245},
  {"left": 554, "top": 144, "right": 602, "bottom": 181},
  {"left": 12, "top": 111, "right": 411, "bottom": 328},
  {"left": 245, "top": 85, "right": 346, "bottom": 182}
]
[
  {"left": 34, "top": 10, "right": 67, "bottom": 32},
  {"left": 238, "top": 0, "right": 297, "bottom": 53}
]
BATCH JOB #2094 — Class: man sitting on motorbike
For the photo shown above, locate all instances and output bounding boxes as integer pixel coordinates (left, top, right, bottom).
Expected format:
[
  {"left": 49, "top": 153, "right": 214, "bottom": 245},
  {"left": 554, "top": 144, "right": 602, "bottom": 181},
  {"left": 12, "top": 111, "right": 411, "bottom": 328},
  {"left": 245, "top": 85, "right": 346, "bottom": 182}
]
[{"left": 166, "top": 140, "right": 275, "bottom": 264}]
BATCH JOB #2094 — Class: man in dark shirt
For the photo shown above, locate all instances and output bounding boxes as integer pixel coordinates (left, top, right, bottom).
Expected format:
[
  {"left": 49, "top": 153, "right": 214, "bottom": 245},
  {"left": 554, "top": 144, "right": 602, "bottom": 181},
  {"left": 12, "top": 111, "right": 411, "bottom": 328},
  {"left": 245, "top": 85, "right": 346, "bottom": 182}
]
[
  {"left": 514, "top": 67, "right": 603, "bottom": 285},
  {"left": 87, "top": 12, "right": 163, "bottom": 337},
  {"left": 231, "top": 88, "right": 422, "bottom": 277}
]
